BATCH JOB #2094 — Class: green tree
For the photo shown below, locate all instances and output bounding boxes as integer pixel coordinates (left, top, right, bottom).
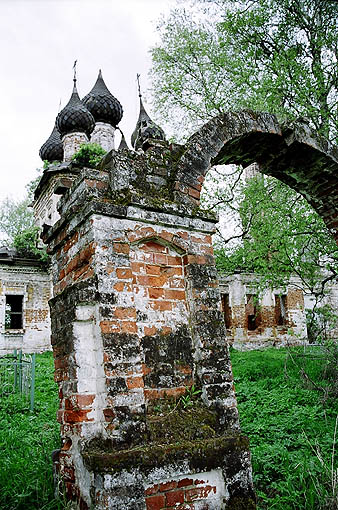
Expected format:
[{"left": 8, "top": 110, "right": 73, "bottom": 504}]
[
  {"left": 203, "top": 168, "right": 338, "bottom": 297},
  {"left": 0, "top": 196, "right": 35, "bottom": 246},
  {"left": 151, "top": 0, "right": 338, "bottom": 141},
  {"left": 0, "top": 169, "right": 47, "bottom": 261},
  {"left": 151, "top": 0, "right": 338, "bottom": 301}
]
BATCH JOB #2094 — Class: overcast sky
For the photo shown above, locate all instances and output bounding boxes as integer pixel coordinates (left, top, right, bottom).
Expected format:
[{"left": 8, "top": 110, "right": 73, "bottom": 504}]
[{"left": 0, "top": 0, "right": 175, "bottom": 203}]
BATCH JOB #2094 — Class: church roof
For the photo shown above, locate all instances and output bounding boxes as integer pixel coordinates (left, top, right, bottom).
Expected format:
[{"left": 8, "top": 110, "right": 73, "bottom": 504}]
[
  {"left": 118, "top": 130, "right": 129, "bottom": 150},
  {"left": 56, "top": 81, "right": 95, "bottom": 138},
  {"left": 39, "top": 123, "right": 64, "bottom": 162},
  {"left": 82, "top": 70, "right": 123, "bottom": 127},
  {"left": 131, "top": 96, "right": 166, "bottom": 150}
]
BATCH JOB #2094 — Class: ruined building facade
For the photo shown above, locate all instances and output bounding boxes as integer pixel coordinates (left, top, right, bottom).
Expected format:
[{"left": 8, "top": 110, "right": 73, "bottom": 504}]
[{"left": 219, "top": 274, "right": 307, "bottom": 350}]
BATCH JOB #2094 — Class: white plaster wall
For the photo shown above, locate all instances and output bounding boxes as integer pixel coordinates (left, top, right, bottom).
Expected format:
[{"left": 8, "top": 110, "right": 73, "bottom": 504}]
[
  {"left": 261, "top": 289, "right": 274, "bottom": 306},
  {"left": 0, "top": 265, "right": 51, "bottom": 354},
  {"left": 34, "top": 174, "right": 63, "bottom": 230},
  {"left": 230, "top": 276, "right": 245, "bottom": 306}
]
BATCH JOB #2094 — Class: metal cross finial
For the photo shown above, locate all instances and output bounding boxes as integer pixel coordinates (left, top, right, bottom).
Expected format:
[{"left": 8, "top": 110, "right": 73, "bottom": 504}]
[
  {"left": 73, "top": 60, "right": 77, "bottom": 85},
  {"left": 136, "top": 73, "right": 142, "bottom": 98}
]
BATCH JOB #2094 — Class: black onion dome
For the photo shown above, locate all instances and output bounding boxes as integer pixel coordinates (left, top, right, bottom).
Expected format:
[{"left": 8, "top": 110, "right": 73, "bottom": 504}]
[
  {"left": 131, "top": 98, "right": 166, "bottom": 150},
  {"left": 56, "top": 82, "right": 95, "bottom": 138},
  {"left": 82, "top": 70, "right": 123, "bottom": 127},
  {"left": 39, "top": 123, "right": 64, "bottom": 162}
]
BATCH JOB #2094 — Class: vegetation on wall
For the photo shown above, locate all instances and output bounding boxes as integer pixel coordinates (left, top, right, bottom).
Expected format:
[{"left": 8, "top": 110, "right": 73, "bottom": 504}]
[
  {"left": 13, "top": 226, "right": 49, "bottom": 263},
  {"left": 71, "top": 143, "right": 106, "bottom": 168}
]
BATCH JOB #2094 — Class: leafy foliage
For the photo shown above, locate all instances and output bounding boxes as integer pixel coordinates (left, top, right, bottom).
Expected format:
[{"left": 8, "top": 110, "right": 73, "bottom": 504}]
[
  {"left": 151, "top": 0, "right": 338, "bottom": 142},
  {"left": 306, "top": 305, "right": 338, "bottom": 344},
  {"left": 13, "top": 226, "right": 49, "bottom": 263},
  {"left": 179, "top": 384, "right": 202, "bottom": 409},
  {"left": 0, "top": 168, "right": 48, "bottom": 261},
  {"left": 0, "top": 166, "right": 43, "bottom": 245},
  {"left": 0, "top": 196, "right": 35, "bottom": 247},
  {"left": 0, "top": 349, "right": 338, "bottom": 510},
  {"left": 1, "top": 351, "right": 336, "bottom": 509},
  {"left": 152, "top": 0, "right": 338, "bottom": 305},
  {"left": 71, "top": 143, "right": 106, "bottom": 168}
]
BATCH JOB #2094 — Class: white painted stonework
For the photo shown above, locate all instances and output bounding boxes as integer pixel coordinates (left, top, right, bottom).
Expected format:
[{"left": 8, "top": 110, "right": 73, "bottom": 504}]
[
  {"left": 144, "top": 469, "right": 228, "bottom": 509},
  {"left": 34, "top": 174, "right": 62, "bottom": 230},
  {"left": 63, "top": 132, "right": 89, "bottom": 162},
  {"left": 90, "top": 122, "right": 115, "bottom": 152}
]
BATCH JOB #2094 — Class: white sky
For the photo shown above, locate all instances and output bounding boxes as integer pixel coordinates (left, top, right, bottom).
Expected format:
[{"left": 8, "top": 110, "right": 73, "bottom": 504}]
[{"left": 0, "top": 0, "right": 175, "bottom": 202}]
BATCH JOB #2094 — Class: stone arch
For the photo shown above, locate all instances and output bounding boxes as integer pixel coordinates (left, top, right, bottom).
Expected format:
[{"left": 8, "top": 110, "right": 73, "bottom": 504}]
[
  {"left": 174, "top": 110, "right": 338, "bottom": 239},
  {"left": 129, "top": 232, "right": 187, "bottom": 256}
]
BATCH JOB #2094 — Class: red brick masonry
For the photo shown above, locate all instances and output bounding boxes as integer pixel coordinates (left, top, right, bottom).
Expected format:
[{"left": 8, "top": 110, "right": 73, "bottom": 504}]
[{"left": 145, "top": 477, "right": 217, "bottom": 510}]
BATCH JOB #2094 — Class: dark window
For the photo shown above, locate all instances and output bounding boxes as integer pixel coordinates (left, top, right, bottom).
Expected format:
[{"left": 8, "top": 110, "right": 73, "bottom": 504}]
[
  {"left": 221, "top": 293, "right": 231, "bottom": 329},
  {"left": 5, "top": 295, "right": 23, "bottom": 329},
  {"left": 275, "top": 294, "right": 287, "bottom": 326},
  {"left": 246, "top": 294, "right": 261, "bottom": 331}
]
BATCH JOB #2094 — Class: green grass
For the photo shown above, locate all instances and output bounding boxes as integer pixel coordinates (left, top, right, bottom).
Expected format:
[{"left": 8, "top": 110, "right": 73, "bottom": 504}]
[
  {"left": 0, "top": 352, "right": 62, "bottom": 510},
  {"left": 0, "top": 349, "right": 337, "bottom": 509},
  {"left": 231, "top": 347, "right": 338, "bottom": 510}
]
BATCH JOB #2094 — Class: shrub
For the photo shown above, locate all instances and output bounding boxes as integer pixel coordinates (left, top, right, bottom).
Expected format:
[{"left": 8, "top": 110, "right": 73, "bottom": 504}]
[{"left": 71, "top": 143, "right": 106, "bottom": 168}]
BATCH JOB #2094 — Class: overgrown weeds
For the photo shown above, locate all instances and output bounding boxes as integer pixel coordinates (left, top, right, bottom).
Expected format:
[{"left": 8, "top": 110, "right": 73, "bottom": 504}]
[
  {"left": 1, "top": 349, "right": 337, "bottom": 509},
  {"left": 231, "top": 347, "right": 338, "bottom": 510},
  {"left": 0, "top": 352, "right": 63, "bottom": 510}
]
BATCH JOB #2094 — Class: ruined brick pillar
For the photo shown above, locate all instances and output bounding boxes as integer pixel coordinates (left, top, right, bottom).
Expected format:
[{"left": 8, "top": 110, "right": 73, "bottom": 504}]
[
  {"left": 44, "top": 139, "right": 256, "bottom": 510},
  {"left": 44, "top": 110, "right": 338, "bottom": 510}
]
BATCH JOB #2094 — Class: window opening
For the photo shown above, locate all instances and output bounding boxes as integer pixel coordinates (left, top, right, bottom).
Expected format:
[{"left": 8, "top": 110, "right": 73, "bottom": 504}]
[
  {"left": 221, "top": 293, "right": 231, "bottom": 329},
  {"left": 246, "top": 294, "right": 261, "bottom": 331},
  {"left": 5, "top": 295, "right": 23, "bottom": 329},
  {"left": 275, "top": 294, "right": 287, "bottom": 326}
]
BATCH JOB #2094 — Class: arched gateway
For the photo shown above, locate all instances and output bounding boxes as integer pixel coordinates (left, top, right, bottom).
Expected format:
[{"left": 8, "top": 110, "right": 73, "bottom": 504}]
[{"left": 40, "top": 110, "right": 338, "bottom": 510}]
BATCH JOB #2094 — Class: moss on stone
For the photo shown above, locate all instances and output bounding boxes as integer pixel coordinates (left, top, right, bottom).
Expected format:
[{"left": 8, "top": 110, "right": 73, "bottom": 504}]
[
  {"left": 226, "top": 496, "right": 257, "bottom": 510},
  {"left": 146, "top": 405, "right": 217, "bottom": 444},
  {"left": 83, "top": 433, "right": 250, "bottom": 475}
]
